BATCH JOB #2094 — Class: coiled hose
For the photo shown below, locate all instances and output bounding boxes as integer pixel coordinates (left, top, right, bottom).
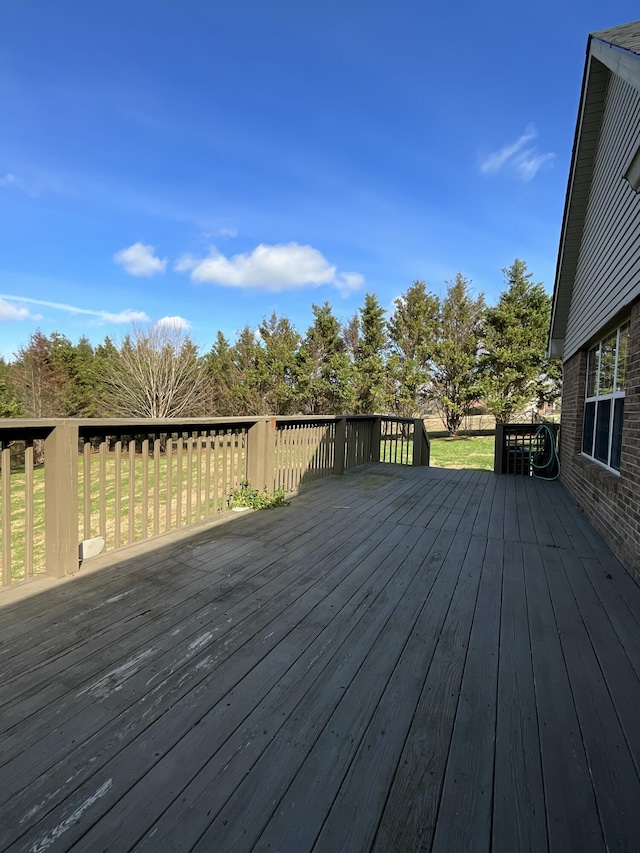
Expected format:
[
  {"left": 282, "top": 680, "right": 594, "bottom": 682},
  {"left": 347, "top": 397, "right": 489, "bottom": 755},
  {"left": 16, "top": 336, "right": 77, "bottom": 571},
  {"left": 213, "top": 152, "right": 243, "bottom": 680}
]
[{"left": 531, "top": 423, "right": 560, "bottom": 480}]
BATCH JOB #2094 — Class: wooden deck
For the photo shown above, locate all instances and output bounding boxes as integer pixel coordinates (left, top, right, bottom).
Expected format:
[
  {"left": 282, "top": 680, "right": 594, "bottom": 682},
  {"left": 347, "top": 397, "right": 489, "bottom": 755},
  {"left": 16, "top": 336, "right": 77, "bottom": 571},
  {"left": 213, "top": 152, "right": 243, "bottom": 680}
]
[{"left": 1, "top": 464, "right": 640, "bottom": 852}]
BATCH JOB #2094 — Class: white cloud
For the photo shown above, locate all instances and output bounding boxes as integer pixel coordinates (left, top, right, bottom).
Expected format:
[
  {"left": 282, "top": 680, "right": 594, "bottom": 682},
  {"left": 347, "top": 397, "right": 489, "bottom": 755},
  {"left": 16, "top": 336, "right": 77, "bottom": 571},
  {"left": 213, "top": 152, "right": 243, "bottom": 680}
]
[
  {"left": 0, "top": 173, "right": 39, "bottom": 197},
  {"left": 157, "top": 315, "right": 191, "bottom": 331},
  {"left": 173, "top": 254, "right": 199, "bottom": 273},
  {"left": 480, "top": 125, "right": 536, "bottom": 174},
  {"left": 0, "top": 294, "right": 150, "bottom": 324},
  {"left": 101, "top": 309, "right": 150, "bottom": 323},
  {"left": 180, "top": 242, "right": 364, "bottom": 295},
  {"left": 336, "top": 271, "right": 365, "bottom": 296},
  {"left": 113, "top": 242, "right": 167, "bottom": 276},
  {"left": 480, "top": 124, "right": 554, "bottom": 182},
  {"left": 515, "top": 150, "right": 556, "bottom": 182},
  {"left": 216, "top": 227, "right": 237, "bottom": 238},
  {"left": 0, "top": 173, "right": 19, "bottom": 189},
  {"left": 0, "top": 298, "right": 39, "bottom": 322}
]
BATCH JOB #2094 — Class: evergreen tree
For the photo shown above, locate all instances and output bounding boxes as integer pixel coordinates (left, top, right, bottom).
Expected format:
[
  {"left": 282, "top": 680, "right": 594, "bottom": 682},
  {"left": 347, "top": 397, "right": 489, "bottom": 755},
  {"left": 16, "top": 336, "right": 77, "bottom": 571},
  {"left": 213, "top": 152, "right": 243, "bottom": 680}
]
[
  {"left": 48, "top": 333, "right": 100, "bottom": 417},
  {"left": 342, "top": 312, "right": 360, "bottom": 362},
  {"left": 430, "top": 273, "right": 485, "bottom": 435},
  {"left": 297, "top": 303, "right": 357, "bottom": 414},
  {"left": 13, "top": 330, "right": 67, "bottom": 417},
  {"left": 202, "top": 331, "right": 237, "bottom": 416},
  {"left": 230, "top": 326, "right": 265, "bottom": 415},
  {"left": 0, "top": 358, "right": 23, "bottom": 418},
  {"left": 94, "top": 336, "right": 120, "bottom": 416},
  {"left": 256, "top": 313, "right": 301, "bottom": 414},
  {"left": 354, "top": 293, "right": 390, "bottom": 413},
  {"left": 387, "top": 280, "right": 439, "bottom": 416},
  {"left": 479, "top": 259, "right": 553, "bottom": 423}
]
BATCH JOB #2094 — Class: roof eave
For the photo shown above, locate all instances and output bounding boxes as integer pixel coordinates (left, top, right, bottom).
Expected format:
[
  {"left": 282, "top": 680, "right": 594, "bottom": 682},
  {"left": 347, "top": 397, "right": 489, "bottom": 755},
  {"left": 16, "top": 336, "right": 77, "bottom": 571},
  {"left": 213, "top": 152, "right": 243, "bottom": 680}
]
[
  {"left": 548, "top": 36, "right": 597, "bottom": 358},
  {"left": 549, "top": 28, "right": 640, "bottom": 361}
]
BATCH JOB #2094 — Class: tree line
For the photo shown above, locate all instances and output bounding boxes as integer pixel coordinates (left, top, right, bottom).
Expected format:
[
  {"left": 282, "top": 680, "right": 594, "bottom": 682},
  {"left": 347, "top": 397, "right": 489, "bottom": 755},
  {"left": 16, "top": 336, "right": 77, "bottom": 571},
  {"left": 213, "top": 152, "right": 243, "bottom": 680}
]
[{"left": 0, "top": 259, "right": 559, "bottom": 433}]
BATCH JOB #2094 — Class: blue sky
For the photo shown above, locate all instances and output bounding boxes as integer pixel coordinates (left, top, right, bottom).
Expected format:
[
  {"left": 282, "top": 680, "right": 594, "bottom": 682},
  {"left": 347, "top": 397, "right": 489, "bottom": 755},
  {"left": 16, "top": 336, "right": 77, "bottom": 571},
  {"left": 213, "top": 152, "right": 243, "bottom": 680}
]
[{"left": 1, "top": 0, "right": 638, "bottom": 360}]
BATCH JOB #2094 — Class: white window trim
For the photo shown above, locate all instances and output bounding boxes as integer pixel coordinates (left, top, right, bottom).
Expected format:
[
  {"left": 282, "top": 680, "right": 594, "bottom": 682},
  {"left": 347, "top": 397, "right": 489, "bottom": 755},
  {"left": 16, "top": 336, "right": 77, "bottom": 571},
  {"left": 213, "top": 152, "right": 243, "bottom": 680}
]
[{"left": 581, "top": 323, "right": 628, "bottom": 474}]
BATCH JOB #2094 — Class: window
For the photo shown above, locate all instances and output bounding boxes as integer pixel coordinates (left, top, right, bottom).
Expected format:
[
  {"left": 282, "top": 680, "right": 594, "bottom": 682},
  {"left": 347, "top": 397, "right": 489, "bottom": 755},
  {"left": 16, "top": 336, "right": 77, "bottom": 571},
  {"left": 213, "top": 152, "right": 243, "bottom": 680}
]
[{"left": 582, "top": 321, "right": 630, "bottom": 472}]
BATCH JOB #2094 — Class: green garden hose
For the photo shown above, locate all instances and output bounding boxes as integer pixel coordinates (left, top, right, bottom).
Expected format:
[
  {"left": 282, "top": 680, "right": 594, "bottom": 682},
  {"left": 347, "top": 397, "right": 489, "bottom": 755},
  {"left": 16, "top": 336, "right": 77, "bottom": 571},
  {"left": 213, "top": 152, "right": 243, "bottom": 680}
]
[{"left": 531, "top": 423, "right": 560, "bottom": 480}]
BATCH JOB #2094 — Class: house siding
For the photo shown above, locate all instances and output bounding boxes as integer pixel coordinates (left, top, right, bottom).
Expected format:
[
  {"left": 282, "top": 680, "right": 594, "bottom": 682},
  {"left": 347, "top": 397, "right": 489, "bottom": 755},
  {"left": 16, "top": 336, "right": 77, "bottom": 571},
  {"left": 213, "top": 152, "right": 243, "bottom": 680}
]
[
  {"left": 550, "top": 58, "right": 609, "bottom": 351},
  {"left": 560, "top": 299, "right": 640, "bottom": 579},
  {"left": 564, "top": 72, "right": 640, "bottom": 358}
]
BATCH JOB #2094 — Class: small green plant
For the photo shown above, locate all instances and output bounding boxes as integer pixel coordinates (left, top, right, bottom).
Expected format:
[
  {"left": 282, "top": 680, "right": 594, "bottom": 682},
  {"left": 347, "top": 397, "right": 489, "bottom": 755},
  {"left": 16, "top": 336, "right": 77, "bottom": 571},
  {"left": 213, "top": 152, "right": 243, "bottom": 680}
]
[{"left": 228, "top": 481, "right": 289, "bottom": 510}]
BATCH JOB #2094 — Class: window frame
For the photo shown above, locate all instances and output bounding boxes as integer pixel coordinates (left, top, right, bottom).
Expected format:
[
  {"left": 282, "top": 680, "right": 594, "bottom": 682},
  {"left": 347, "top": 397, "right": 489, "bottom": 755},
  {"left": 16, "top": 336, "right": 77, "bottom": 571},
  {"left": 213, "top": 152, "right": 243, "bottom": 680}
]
[{"left": 582, "top": 321, "right": 629, "bottom": 473}]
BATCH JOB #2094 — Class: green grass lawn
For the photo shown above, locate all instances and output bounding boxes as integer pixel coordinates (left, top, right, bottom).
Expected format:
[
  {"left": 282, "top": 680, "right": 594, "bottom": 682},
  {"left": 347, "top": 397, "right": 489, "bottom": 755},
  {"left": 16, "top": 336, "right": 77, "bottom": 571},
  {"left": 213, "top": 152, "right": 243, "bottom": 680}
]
[{"left": 429, "top": 436, "right": 495, "bottom": 471}]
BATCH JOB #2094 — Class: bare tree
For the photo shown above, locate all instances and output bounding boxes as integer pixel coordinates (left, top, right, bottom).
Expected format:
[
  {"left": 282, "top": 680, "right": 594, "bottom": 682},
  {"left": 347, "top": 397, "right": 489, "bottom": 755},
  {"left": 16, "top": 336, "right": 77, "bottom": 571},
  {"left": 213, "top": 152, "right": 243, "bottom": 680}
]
[{"left": 103, "top": 324, "right": 205, "bottom": 418}]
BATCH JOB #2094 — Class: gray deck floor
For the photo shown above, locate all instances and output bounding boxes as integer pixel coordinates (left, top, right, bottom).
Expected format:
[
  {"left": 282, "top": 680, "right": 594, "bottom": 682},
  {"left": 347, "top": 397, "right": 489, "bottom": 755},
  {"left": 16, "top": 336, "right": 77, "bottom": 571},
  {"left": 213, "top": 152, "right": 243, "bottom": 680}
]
[{"left": 1, "top": 464, "right": 640, "bottom": 852}]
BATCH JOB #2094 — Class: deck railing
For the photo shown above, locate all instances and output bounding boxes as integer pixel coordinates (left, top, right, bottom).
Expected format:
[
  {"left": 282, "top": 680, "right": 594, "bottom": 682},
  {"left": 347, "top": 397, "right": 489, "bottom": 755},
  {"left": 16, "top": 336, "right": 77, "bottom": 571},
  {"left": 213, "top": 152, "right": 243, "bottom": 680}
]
[
  {"left": 494, "top": 422, "right": 560, "bottom": 476},
  {"left": 0, "top": 415, "right": 429, "bottom": 588}
]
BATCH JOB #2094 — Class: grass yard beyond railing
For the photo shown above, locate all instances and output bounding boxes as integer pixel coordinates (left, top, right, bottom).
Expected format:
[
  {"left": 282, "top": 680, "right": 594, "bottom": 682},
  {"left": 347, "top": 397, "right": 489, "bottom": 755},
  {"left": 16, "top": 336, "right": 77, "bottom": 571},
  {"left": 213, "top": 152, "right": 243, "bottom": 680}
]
[
  {"left": 429, "top": 436, "right": 495, "bottom": 471},
  {"left": 0, "top": 415, "right": 429, "bottom": 588},
  {"left": 380, "top": 435, "right": 495, "bottom": 471}
]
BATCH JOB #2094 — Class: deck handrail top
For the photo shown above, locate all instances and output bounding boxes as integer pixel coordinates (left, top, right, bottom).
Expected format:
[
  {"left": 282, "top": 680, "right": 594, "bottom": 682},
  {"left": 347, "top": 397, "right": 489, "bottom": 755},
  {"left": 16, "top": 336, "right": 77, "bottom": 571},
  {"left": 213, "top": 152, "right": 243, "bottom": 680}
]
[{"left": 0, "top": 413, "right": 421, "bottom": 429}]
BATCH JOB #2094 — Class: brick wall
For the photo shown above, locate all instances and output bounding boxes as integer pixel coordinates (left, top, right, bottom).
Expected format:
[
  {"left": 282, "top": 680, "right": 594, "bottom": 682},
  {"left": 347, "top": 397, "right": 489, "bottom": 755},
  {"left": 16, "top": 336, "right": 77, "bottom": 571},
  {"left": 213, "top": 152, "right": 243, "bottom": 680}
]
[{"left": 559, "top": 300, "right": 640, "bottom": 581}]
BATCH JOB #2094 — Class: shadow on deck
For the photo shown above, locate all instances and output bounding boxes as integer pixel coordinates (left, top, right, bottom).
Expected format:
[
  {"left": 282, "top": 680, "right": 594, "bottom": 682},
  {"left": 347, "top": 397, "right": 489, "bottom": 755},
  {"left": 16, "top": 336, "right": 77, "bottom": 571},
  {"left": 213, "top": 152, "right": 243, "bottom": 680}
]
[{"left": 1, "top": 464, "right": 640, "bottom": 852}]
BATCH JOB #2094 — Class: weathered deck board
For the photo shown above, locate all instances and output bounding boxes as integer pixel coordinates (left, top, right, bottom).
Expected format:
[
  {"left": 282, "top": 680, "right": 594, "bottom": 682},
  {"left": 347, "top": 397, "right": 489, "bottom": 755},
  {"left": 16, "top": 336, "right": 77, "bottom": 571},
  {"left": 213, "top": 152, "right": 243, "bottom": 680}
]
[
  {"left": 430, "top": 536, "right": 502, "bottom": 853},
  {"left": 523, "top": 541, "right": 605, "bottom": 852},
  {"left": 372, "top": 533, "right": 485, "bottom": 853},
  {"left": 487, "top": 472, "right": 507, "bottom": 540},
  {"left": 201, "top": 528, "right": 459, "bottom": 853},
  {"left": 311, "top": 529, "right": 462, "bottom": 852},
  {"left": 492, "top": 539, "right": 547, "bottom": 853},
  {"left": 2, "top": 502, "right": 362, "bottom": 712},
  {"left": 0, "top": 474, "right": 342, "bottom": 643},
  {"left": 55, "top": 523, "right": 426, "bottom": 853},
  {"left": 559, "top": 550, "right": 640, "bottom": 767},
  {"left": 1, "top": 514, "right": 397, "bottom": 846},
  {"left": 2, "top": 493, "right": 363, "bottom": 714},
  {"left": 471, "top": 471, "right": 496, "bottom": 537},
  {"left": 0, "top": 512, "right": 385, "bottom": 792},
  {"left": 1, "top": 465, "right": 640, "bottom": 853},
  {"left": 456, "top": 470, "right": 491, "bottom": 536},
  {"left": 502, "top": 475, "right": 520, "bottom": 541},
  {"left": 134, "top": 527, "right": 455, "bottom": 853},
  {"left": 544, "top": 547, "right": 640, "bottom": 850}
]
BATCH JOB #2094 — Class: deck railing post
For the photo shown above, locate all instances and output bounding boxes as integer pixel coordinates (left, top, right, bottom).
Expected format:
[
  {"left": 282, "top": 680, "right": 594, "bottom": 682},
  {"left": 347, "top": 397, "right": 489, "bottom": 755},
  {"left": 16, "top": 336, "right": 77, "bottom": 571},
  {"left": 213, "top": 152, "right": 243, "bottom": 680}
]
[
  {"left": 246, "top": 418, "right": 263, "bottom": 489},
  {"left": 334, "top": 417, "right": 347, "bottom": 475},
  {"left": 413, "top": 419, "right": 425, "bottom": 466},
  {"left": 421, "top": 422, "right": 430, "bottom": 466},
  {"left": 44, "top": 420, "right": 79, "bottom": 578},
  {"left": 371, "top": 417, "right": 382, "bottom": 462},
  {"left": 264, "top": 418, "right": 276, "bottom": 491},
  {"left": 247, "top": 418, "right": 275, "bottom": 492},
  {"left": 494, "top": 423, "right": 505, "bottom": 474}
]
